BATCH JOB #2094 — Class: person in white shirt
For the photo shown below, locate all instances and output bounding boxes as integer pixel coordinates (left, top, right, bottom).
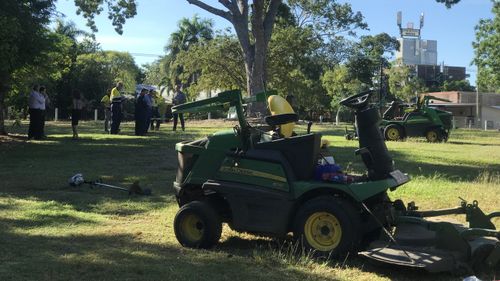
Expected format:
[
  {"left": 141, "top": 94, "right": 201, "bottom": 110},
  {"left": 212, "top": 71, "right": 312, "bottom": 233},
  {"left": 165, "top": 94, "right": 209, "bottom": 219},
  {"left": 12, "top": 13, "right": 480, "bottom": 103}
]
[{"left": 28, "top": 85, "right": 45, "bottom": 140}]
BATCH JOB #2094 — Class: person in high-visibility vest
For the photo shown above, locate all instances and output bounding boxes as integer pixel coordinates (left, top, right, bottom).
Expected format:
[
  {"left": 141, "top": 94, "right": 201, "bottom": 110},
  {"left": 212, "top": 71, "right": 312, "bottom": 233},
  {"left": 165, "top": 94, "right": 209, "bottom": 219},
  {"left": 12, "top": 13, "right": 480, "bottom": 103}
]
[
  {"left": 100, "top": 91, "right": 111, "bottom": 133},
  {"left": 110, "top": 81, "right": 124, "bottom": 134}
]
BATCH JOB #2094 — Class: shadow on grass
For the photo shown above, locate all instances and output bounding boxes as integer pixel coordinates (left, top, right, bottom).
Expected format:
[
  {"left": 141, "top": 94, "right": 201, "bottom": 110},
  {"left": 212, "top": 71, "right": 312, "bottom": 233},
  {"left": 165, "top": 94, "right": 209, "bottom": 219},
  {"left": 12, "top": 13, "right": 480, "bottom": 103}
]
[
  {"left": 1, "top": 214, "right": 98, "bottom": 229},
  {"left": 0, "top": 219, "right": 358, "bottom": 281},
  {"left": 217, "top": 235, "right": 277, "bottom": 258},
  {"left": 2, "top": 189, "right": 175, "bottom": 217},
  {"left": 447, "top": 140, "right": 500, "bottom": 146},
  {"left": 215, "top": 235, "right": 456, "bottom": 281}
]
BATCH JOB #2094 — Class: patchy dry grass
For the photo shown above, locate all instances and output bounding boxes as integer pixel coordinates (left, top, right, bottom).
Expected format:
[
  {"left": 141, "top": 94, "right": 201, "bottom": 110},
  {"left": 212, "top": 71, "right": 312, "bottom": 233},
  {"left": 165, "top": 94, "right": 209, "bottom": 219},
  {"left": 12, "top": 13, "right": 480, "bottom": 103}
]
[{"left": 0, "top": 120, "right": 499, "bottom": 280}]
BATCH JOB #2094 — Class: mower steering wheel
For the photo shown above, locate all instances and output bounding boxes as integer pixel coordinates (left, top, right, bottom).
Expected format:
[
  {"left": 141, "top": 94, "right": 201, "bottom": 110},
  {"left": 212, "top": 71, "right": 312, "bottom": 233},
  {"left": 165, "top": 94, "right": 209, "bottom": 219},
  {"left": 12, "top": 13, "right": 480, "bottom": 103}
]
[{"left": 339, "top": 90, "right": 374, "bottom": 109}]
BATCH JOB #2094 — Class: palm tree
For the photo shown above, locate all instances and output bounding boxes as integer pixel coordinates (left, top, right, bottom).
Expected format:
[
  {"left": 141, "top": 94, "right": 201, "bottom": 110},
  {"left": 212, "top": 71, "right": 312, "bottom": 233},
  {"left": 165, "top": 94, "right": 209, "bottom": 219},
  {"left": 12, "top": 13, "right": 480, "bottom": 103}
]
[
  {"left": 164, "top": 15, "right": 214, "bottom": 87},
  {"left": 54, "top": 18, "right": 88, "bottom": 41},
  {"left": 166, "top": 15, "right": 214, "bottom": 57}
]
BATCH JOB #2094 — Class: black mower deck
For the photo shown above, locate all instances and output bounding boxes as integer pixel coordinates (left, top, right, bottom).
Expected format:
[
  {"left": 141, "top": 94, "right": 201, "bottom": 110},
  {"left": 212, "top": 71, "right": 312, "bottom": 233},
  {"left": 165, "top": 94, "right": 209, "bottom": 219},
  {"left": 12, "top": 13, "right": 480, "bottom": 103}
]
[{"left": 360, "top": 220, "right": 498, "bottom": 273}]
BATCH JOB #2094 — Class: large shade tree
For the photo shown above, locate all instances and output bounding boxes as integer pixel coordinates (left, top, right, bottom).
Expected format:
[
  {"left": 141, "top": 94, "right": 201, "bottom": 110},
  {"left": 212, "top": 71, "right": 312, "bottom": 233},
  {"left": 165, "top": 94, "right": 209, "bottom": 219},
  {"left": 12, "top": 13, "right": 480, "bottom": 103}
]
[
  {"left": 187, "top": 0, "right": 282, "bottom": 114},
  {"left": 185, "top": 0, "right": 461, "bottom": 113}
]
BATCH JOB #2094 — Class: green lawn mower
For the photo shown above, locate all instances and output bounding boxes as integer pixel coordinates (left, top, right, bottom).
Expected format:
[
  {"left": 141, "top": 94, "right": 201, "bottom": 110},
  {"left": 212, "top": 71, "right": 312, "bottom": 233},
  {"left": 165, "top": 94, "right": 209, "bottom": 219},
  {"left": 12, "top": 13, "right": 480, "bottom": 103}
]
[
  {"left": 380, "top": 95, "right": 453, "bottom": 142},
  {"left": 171, "top": 89, "right": 499, "bottom": 274}
]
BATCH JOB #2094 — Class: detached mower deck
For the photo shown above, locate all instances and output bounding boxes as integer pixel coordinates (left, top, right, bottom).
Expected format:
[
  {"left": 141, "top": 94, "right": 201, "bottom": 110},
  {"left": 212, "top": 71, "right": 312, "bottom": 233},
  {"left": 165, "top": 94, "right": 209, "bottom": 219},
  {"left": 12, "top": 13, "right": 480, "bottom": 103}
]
[
  {"left": 170, "top": 89, "right": 499, "bottom": 275},
  {"left": 361, "top": 200, "right": 500, "bottom": 273}
]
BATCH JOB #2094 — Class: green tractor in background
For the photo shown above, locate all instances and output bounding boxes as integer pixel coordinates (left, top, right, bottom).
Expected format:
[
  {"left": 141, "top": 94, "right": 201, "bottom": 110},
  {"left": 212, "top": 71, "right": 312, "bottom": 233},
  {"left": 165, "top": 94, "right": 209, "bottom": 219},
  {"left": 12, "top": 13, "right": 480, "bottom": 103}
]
[
  {"left": 171, "top": 89, "right": 499, "bottom": 274},
  {"left": 381, "top": 95, "right": 453, "bottom": 142}
]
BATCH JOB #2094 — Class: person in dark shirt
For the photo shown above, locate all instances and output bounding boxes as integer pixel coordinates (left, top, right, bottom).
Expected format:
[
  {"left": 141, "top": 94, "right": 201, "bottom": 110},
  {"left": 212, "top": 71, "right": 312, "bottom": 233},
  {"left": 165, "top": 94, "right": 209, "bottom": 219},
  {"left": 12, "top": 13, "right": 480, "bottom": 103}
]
[
  {"left": 135, "top": 89, "right": 149, "bottom": 136},
  {"left": 28, "top": 85, "right": 43, "bottom": 140},
  {"left": 172, "top": 84, "right": 187, "bottom": 131},
  {"left": 71, "top": 89, "right": 84, "bottom": 140}
]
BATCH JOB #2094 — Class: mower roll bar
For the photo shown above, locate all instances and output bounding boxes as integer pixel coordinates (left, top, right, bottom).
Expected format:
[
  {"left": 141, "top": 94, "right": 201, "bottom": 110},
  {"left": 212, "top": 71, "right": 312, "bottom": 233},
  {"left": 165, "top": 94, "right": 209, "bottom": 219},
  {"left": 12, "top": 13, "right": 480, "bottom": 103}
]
[{"left": 172, "top": 89, "right": 275, "bottom": 147}]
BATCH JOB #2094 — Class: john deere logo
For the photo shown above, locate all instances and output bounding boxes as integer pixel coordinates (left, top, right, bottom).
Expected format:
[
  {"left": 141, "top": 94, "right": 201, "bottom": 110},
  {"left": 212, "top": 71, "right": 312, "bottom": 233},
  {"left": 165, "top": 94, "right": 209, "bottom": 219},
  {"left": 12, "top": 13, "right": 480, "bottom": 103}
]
[{"left": 219, "top": 166, "right": 287, "bottom": 183}]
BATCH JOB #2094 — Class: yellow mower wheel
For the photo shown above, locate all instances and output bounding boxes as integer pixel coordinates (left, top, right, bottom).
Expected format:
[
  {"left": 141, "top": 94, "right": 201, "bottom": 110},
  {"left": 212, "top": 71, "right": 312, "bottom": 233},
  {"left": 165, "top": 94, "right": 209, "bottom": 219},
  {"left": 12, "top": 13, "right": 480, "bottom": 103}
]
[
  {"left": 179, "top": 214, "right": 204, "bottom": 243},
  {"left": 304, "top": 212, "right": 342, "bottom": 251},
  {"left": 174, "top": 201, "right": 222, "bottom": 249},
  {"left": 425, "top": 129, "right": 442, "bottom": 143},
  {"left": 294, "top": 196, "right": 360, "bottom": 257},
  {"left": 384, "top": 125, "right": 403, "bottom": 141}
]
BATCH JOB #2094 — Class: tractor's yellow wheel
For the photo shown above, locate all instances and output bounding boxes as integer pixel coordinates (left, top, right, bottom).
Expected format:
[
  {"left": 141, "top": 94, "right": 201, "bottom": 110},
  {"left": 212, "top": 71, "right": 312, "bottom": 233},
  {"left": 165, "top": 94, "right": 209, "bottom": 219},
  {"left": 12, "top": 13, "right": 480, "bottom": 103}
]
[
  {"left": 425, "top": 129, "right": 441, "bottom": 143},
  {"left": 174, "top": 201, "right": 222, "bottom": 249},
  {"left": 304, "top": 212, "right": 342, "bottom": 251},
  {"left": 178, "top": 213, "right": 204, "bottom": 243},
  {"left": 384, "top": 125, "right": 403, "bottom": 141},
  {"left": 294, "top": 196, "right": 360, "bottom": 257}
]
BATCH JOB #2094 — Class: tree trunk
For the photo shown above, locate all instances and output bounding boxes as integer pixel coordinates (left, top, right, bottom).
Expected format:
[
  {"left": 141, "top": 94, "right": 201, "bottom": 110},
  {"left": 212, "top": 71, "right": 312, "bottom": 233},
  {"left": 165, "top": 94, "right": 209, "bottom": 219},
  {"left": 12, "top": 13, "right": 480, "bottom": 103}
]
[
  {"left": 335, "top": 107, "right": 341, "bottom": 126},
  {"left": 186, "top": 0, "right": 281, "bottom": 116},
  {"left": 243, "top": 44, "right": 267, "bottom": 116}
]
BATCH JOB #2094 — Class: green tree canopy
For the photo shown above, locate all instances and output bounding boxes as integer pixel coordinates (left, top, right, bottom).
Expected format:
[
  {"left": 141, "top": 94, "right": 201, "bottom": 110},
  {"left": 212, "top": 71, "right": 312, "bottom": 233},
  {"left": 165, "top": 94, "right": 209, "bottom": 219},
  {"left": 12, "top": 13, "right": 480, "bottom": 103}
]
[
  {"left": 322, "top": 65, "right": 366, "bottom": 124},
  {"left": 472, "top": 1, "right": 499, "bottom": 93},
  {"left": 388, "top": 64, "right": 427, "bottom": 102},
  {"left": 442, "top": 80, "right": 475, "bottom": 92},
  {"left": 0, "top": 0, "right": 137, "bottom": 134}
]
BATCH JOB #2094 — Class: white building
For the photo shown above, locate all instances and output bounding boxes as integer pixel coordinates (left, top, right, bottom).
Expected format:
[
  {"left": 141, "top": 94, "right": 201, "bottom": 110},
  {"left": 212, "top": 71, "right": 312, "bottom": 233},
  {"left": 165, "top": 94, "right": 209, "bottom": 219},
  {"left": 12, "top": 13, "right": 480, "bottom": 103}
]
[
  {"left": 396, "top": 38, "right": 437, "bottom": 66},
  {"left": 422, "top": 91, "right": 500, "bottom": 129}
]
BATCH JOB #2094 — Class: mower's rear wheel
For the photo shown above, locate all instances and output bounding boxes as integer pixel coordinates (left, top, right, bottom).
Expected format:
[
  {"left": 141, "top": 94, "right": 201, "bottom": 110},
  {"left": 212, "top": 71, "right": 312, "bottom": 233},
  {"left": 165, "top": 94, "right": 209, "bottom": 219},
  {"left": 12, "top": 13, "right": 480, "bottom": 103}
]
[
  {"left": 384, "top": 125, "right": 404, "bottom": 141},
  {"left": 425, "top": 128, "right": 442, "bottom": 143},
  {"left": 293, "top": 196, "right": 361, "bottom": 258},
  {"left": 174, "top": 201, "right": 222, "bottom": 249}
]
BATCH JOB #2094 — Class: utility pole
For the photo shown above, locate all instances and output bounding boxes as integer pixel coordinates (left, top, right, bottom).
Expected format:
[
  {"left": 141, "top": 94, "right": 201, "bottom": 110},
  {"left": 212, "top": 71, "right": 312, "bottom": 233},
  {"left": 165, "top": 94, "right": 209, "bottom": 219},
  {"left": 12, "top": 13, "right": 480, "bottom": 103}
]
[{"left": 476, "top": 79, "right": 480, "bottom": 128}]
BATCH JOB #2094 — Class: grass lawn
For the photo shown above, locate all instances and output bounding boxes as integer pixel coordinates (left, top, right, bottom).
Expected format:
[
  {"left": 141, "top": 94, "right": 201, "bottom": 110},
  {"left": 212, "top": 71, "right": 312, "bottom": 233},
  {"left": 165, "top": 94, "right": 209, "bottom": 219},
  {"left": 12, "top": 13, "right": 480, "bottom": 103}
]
[{"left": 1, "top": 120, "right": 499, "bottom": 281}]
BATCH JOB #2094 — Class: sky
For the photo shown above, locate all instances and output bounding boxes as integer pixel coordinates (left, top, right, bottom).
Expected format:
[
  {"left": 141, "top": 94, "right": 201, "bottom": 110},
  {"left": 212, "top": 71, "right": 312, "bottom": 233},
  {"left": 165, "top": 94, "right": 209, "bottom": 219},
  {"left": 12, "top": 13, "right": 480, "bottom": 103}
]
[{"left": 55, "top": 0, "right": 495, "bottom": 85}]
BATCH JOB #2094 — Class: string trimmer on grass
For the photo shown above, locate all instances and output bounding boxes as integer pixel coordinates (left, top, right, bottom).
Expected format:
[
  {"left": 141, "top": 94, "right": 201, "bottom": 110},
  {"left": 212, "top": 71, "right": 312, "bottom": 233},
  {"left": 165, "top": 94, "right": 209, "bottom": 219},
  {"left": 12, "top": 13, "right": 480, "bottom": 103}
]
[{"left": 68, "top": 174, "right": 152, "bottom": 195}]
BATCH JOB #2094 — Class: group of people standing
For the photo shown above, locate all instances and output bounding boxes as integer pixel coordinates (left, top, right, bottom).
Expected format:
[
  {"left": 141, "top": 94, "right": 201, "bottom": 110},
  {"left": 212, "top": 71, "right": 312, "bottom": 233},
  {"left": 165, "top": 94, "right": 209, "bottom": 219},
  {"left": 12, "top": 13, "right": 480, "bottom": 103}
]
[
  {"left": 28, "top": 84, "right": 85, "bottom": 140},
  {"left": 98, "top": 81, "right": 187, "bottom": 136},
  {"left": 27, "top": 81, "right": 188, "bottom": 140},
  {"left": 134, "top": 84, "right": 186, "bottom": 135},
  {"left": 28, "top": 85, "right": 50, "bottom": 140},
  {"left": 99, "top": 81, "right": 126, "bottom": 135}
]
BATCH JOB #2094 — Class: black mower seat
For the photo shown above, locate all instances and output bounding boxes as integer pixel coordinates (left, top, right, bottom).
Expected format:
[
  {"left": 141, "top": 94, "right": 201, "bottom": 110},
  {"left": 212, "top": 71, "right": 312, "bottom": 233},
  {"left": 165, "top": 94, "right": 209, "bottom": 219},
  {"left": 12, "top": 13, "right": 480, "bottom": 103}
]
[
  {"left": 255, "top": 133, "right": 321, "bottom": 180},
  {"left": 265, "top": 113, "right": 298, "bottom": 127}
]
